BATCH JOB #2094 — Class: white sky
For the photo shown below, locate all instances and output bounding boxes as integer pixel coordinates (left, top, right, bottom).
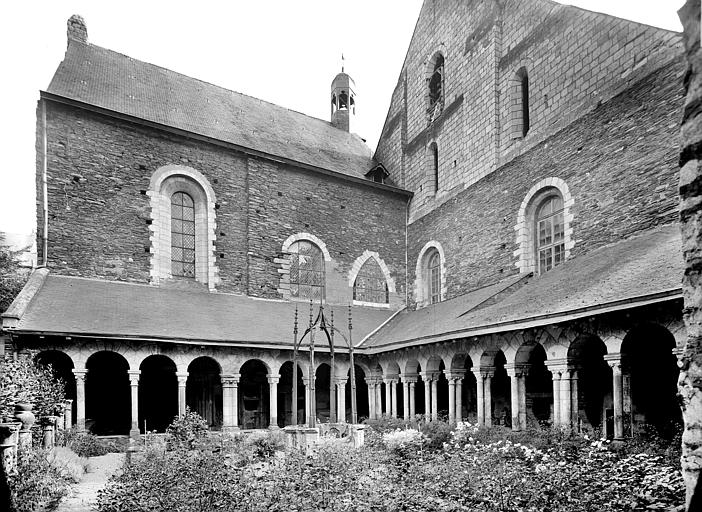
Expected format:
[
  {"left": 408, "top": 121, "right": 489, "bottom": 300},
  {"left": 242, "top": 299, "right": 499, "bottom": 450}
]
[{"left": 0, "top": 1, "right": 683, "bottom": 239}]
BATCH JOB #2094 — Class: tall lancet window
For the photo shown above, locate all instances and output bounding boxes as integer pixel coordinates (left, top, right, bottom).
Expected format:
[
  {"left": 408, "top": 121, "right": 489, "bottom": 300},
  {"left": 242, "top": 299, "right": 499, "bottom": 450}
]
[{"left": 171, "top": 192, "right": 196, "bottom": 278}]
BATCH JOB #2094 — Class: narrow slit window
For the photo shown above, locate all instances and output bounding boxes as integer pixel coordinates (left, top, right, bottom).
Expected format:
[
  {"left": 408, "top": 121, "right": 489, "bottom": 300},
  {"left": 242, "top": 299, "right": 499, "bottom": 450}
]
[{"left": 171, "top": 192, "right": 196, "bottom": 278}]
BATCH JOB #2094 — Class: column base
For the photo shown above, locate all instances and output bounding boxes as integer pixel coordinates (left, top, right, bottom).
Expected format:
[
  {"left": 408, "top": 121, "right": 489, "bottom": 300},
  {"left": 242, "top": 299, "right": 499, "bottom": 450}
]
[
  {"left": 129, "top": 428, "right": 141, "bottom": 440},
  {"left": 268, "top": 424, "right": 281, "bottom": 430}
]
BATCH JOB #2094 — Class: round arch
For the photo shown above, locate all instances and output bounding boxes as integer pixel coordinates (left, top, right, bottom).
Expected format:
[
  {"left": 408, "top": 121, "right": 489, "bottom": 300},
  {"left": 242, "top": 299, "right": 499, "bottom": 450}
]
[
  {"left": 139, "top": 354, "right": 177, "bottom": 433},
  {"left": 35, "top": 350, "right": 76, "bottom": 425},
  {"left": 415, "top": 240, "right": 446, "bottom": 306},
  {"left": 239, "top": 359, "right": 269, "bottom": 429},
  {"left": 86, "top": 351, "right": 130, "bottom": 435},
  {"left": 187, "top": 356, "right": 222, "bottom": 428}
]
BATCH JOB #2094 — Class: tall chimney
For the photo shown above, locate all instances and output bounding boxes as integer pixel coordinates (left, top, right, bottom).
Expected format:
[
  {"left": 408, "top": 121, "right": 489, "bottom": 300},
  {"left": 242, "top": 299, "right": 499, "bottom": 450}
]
[{"left": 67, "top": 15, "right": 88, "bottom": 45}]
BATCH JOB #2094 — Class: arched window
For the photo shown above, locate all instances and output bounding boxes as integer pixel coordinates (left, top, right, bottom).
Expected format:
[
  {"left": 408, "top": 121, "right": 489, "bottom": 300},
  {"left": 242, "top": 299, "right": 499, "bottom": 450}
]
[
  {"left": 535, "top": 194, "right": 565, "bottom": 273},
  {"left": 148, "top": 165, "right": 218, "bottom": 289},
  {"left": 353, "top": 258, "right": 389, "bottom": 304},
  {"left": 171, "top": 192, "right": 196, "bottom": 278},
  {"left": 289, "top": 240, "right": 324, "bottom": 301},
  {"left": 428, "top": 251, "right": 441, "bottom": 304},
  {"left": 429, "top": 54, "right": 444, "bottom": 111}
]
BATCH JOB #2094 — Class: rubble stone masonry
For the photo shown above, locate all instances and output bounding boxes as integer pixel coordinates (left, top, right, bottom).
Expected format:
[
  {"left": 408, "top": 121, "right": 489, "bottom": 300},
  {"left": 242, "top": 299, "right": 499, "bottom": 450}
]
[
  {"left": 678, "top": 0, "right": 702, "bottom": 507},
  {"left": 36, "top": 102, "right": 407, "bottom": 303}
]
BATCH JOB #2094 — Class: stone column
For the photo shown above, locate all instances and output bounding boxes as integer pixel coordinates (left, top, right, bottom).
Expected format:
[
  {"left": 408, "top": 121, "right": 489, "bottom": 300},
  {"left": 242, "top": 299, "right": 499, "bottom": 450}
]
[
  {"left": 336, "top": 379, "right": 347, "bottom": 422},
  {"left": 376, "top": 381, "right": 384, "bottom": 418},
  {"left": 128, "top": 370, "right": 140, "bottom": 437},
  {"left": 518, "top": 370, "right": 528, "bottom": 430},
  {"left": 431, "top": 376, "right": 439, "bottom": 421},
  {"left": 483, "top": 371, "right": 494, "bottom": 427},
  {"left": 72, "top": 369, "right": 87, "bottom": 431},
  {"left": 455, "top": 373, "right": 464, "bottom": 422},
  {"left": 570, "top": 369, "right": 579, "bottom": 429},
  {"left": 366, "top": 380, "right": 375, "bottom": 420},
  {"left": 421, "top": 373, "right": 432, "bottom": 420},
  {"left": 551, "top": 369, "right": 561, "bottom": 427},
  {"left": 221, "top": 374, "right": 240, "bottom": 432},
  {"left": 176, "top": 372, "right": 188, "bottom": 417},
  {"left": 473, "top": 369, "right": 485, "bottom": 426},
  {"left": 604, "top": 354, "right": 624, "bottom": 439},
  {"left": 390, "top": 379, "right": 398, "bottom": 418},
  {"left": 384, "top": 379, "right": 392, "bottom": 417},
  {"left": 409, "top": 381, "right": 416, "bottom": 417},
  {"left": 64, "top": 399, "right": 73, "bottom": 430},
  {"left": 506, "top": 366, "right": 521, "bottom": 430},
  {"left": 400, "top": 375, "right": 410, "bottom": 420},
  {"left": 268, "top": 375, "right": 280, "bottom": 429},
  {"left": 560, "top": 369, "right": 572, "bottom": 428},
  {"left": 447, "top": 376, "right": 456, "bottom": 423}
]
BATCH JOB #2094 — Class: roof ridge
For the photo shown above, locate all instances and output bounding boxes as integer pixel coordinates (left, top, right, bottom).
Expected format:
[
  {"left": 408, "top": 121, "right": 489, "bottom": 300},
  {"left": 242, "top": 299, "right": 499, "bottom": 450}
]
[{"left": 75, "top": 41, "right": 364, "bottom": 136}]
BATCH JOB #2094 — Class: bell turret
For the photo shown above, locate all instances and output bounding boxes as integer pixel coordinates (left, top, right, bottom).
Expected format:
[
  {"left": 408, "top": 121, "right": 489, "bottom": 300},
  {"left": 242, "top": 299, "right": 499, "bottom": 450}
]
[{"left": 331, "top": 64, "right": 356, "bottom": 132}]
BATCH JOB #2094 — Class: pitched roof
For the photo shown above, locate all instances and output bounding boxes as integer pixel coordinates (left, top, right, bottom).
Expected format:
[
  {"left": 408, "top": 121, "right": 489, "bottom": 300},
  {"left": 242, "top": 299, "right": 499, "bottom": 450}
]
[
  {"left": 364, "top": 224, "right": 683, "bottom": 349},
  {"left": 46, "top": 41, "right": 375, "bottom": 180},
  {"left": 11, "top": 274, "right": 392, "bottom": 350}
]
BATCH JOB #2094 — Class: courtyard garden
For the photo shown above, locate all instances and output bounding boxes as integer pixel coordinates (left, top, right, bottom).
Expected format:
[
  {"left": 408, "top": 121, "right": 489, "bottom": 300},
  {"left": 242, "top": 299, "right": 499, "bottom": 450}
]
[{"left": 92, "top": 413, "right": 684, "bottom": 512}]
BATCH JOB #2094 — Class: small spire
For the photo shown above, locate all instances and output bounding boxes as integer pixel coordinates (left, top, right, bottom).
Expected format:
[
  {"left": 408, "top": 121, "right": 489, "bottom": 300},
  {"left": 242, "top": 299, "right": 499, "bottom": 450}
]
[{"left": 341, "top": 53, "right": 345, "bottom": 73}]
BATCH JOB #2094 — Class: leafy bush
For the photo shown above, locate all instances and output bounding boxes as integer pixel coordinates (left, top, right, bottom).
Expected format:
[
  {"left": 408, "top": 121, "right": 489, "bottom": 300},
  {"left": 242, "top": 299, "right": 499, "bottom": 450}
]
[
  {"left": 244, "top": 429, "right": 284, "bottom": 459},
  {"left": 7, "top": 448, "right": 72, "bottom": 512},
  {"left": 58, "top": 427, "right": 117, "bottom": 457},
  {"left": 0, "top": 354, "right": 66, "bottom": 419},
  {"left": 165, "top": 407, "right": 209, "bottom": 450}
]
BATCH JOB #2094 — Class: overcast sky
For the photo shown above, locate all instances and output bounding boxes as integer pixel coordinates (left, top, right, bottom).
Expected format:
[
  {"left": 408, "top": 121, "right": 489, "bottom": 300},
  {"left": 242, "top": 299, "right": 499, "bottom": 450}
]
[{"left": 0, "top": 1, "right": 683, "bottom": 240}]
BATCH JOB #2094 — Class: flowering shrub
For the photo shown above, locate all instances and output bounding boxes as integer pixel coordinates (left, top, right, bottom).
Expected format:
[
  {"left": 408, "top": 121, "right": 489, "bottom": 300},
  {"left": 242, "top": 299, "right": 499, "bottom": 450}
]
[
  {"left": 244, "top": 429, "right": 285, "bottom": 459},
  {"left": 165, "top": 407, "right": 209, "bottom": 450},
  {"left": 382, "top": 428, "right": 426, "bottom": 457},
  {"left": 58, "top": 427, "right": 119, "bottom": 457}
]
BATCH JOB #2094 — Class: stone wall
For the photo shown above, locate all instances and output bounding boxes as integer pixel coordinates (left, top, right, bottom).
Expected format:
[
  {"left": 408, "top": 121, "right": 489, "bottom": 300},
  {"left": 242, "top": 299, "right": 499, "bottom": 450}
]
[
  {"left": 404, "top": 57, "right": 683, "bottom": 306},
  {"left": 677, "top": 0, "right": 702, "bottom": 508},
  {"left": 375, "top": 0, "right": 682, "bottom": 223},
  {"left": 37, "top": 102, "right": 408, "bottom": 304}
]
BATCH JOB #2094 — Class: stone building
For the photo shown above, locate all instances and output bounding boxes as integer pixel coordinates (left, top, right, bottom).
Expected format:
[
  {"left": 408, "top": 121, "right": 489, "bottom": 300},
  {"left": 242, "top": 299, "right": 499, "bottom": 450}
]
[{"left": 1, "top": 0, "right": 686, "bottom": 439}]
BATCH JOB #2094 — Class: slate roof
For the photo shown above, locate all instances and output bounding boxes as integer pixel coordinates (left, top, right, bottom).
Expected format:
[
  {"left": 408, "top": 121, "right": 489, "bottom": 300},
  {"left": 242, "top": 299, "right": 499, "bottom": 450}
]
[
  {"left": 363, "top": 224, "right": 683, "bottom": 350},
  {"left": 46, "top": 41, "right": 375, "bottom": 180},
  {"left": 11, "top": 275, "right": 392, "bottom": 349}
]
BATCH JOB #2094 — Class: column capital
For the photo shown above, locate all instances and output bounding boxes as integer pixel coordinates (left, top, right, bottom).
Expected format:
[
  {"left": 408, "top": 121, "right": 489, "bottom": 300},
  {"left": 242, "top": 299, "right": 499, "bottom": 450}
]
[
  {"left": 334, "top": 377, "right": 348, "bottom": 386},
  {"left": 266, "top": 375, "right": 280, "bottom": 385},
  {"left": 472, "top": 367, "right": 495, "bottom": 378},
  {"left": 399, "top": 373, "right": 418, "bottom": 383},
  {"left": 176, "top": 371, "right": 189, "bottom": 384},
  {"left": 383, "top": 377, "right": 399, "bottom": 385},
  {"left": 127, "top": 370, "right": 141, "bottom": 384},
  {"left": 419, "top": 371, "right": 440, "bottom": 382},
  {"left": 221, "top": 373, "right": 241, "bottom": 386},
  {"left": 443, "top": 371, "right": 464, "bottom": 381},
  {"left": 72, "top": 369, "right": 87, "bottom": 381},
  {"left": 504, "top": 364, "right": 529, "bottom": 378}
]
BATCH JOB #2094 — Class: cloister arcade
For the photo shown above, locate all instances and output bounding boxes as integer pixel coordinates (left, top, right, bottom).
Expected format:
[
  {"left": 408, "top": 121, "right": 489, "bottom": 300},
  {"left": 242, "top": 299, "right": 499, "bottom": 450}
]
[{"left": 28, "top": 312, "right": 684, "bottom": 439}]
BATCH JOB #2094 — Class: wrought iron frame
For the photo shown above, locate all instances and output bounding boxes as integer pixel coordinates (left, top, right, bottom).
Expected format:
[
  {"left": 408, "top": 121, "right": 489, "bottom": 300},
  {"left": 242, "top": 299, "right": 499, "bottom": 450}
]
[{"left": 292, "top": 300, "right": 358, "bottom": 427}]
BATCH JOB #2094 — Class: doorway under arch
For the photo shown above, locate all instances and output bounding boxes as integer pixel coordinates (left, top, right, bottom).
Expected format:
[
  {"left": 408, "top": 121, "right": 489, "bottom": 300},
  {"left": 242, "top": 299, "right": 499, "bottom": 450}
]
[
  {"left": 85, "top": 351, "right": 130, "bottom": 435},
  {"left": 139, "top": 355, "right": 177, "bottom": 433}
]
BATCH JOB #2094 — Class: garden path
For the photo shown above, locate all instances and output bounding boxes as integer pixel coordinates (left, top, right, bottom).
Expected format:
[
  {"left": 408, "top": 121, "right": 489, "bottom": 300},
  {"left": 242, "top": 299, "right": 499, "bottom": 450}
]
[{"left": 55, "top": 452, "right": 124, "bottom": 512}]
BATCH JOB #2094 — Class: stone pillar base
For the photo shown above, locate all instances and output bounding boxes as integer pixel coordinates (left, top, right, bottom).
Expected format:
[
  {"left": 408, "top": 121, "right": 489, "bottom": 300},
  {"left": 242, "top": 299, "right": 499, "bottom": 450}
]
[
  {"left": 129, "top": 428, "right": 141, "bottom": 440},
  {"left": 349, "top": 424, "right": 367, "bottom": 448},
  {"left": 268, "top": 424, "right": 281, "bottom": 430}
]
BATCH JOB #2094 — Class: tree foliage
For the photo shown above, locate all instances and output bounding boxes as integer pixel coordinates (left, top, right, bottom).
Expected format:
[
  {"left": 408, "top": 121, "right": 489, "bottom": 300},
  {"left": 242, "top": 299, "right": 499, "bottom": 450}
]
[{"left": 0, "top": 234, "right": 30, "bottom": 314}]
